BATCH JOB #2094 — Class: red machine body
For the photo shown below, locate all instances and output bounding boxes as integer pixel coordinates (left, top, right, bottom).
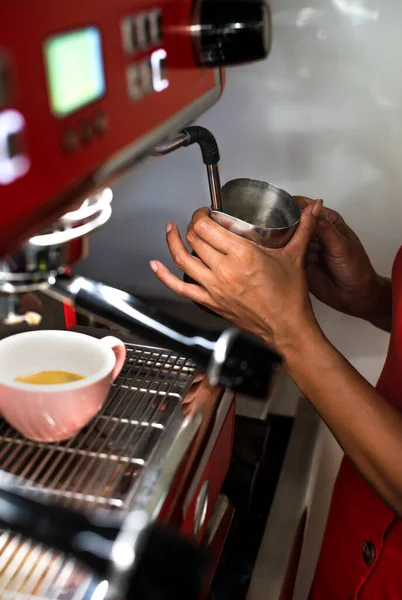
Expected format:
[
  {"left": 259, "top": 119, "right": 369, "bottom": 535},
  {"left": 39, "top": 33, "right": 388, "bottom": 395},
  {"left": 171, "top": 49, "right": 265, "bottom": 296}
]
[{"left": 0, "top": 0, "right": 223, "bottom": 255}]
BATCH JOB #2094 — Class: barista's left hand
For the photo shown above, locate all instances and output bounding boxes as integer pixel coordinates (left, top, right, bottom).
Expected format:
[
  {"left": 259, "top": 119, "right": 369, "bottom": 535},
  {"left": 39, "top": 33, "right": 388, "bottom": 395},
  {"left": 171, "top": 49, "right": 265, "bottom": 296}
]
[{"left": 150, "top": 201, "right": 322, "bottom": 355}]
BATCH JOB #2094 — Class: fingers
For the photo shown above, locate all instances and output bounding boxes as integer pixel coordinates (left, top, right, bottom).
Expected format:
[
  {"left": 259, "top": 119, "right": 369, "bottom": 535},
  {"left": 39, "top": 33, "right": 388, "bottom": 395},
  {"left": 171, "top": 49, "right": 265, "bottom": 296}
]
[
  {"left": 185, "top": 226, "right": 223, "bottom": 268},
  {"left": 319, "top": 207, "right": 354, "bottom": 239},
  {"left": 308, "top": 241, "right": 322, "bottom": 253},
  {"left": 306, "top": 239, "right": 322, "bottom": 266},
  {"left": 293, "top": 195, "right": 315, "bottom": 210},
  {"left": 149, "top": 260, "right": 214, "bottom": 305},
  {"left": 320, "top": 207, "right": 339, "bottom": 225},
  {"left": 306, "top": 252, "right": 320, "bottom": 265},
  {"left": 191, "top": 207, "right": 212, "bottom": 221},
  {"left": 286, "top": 200, "right": 323, "bottom": 260},
  {"left": 315, "top": 215, "right": 350, "bottom": 258},
  {"left": 165, "top": 223, "right": 212, "bottom": 285},
  {"left": 188, "top": 209, "right": 239, "bottom": 254},
  {"left": 294, "top": 196, "right": 353, "bottom": 239}
]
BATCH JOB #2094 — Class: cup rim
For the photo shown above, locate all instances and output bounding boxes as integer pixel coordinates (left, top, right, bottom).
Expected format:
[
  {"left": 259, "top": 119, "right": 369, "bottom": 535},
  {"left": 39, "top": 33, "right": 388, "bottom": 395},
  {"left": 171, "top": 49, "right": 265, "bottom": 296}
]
[
  {"left": 0, "top": 330, "right": 116, "bottom": 392},
  {"left": 219, "top": 178, "right": 301, "bottom": 231}
]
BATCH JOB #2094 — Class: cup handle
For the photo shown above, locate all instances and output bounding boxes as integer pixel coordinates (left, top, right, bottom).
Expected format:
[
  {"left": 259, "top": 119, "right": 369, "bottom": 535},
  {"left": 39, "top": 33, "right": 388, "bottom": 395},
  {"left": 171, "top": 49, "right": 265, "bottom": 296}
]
[{"left": 100, "top": 336, "right": 126, "bottom": 381}]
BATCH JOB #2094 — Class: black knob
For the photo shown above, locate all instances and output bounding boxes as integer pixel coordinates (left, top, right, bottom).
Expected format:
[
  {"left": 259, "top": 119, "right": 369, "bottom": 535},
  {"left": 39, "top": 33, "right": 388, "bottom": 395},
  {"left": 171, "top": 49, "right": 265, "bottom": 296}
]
[
  {"left": 192, "top": 0, "right": 272, "bottom": 67},
  {"left": 216, "top": 330, "right": 281, "bottom": 398},
  {"left": 127, "top": 523, "right": 209, "bottom": 600}
]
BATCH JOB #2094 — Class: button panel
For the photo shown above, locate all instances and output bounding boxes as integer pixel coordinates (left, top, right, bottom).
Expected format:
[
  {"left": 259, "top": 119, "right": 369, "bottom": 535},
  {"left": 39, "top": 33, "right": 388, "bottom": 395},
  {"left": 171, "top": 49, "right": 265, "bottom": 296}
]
[
  {"left": 61, "top": 112, "right": 108, "bottom": 153},
  {"left": 121, "top": 8, "right": 163, "bottom": 55},
  {"left": 126, "top": 51, "right": 168, "bottom": 103},
  {"left": 121, "top": 8, "right": 168, "bottom": 104}
]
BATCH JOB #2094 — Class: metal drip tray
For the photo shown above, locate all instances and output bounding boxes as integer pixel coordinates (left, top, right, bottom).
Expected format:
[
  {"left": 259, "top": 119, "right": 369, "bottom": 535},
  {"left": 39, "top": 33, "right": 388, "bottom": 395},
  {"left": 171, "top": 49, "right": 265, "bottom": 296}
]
[{"left": 0, "top": 341, "right": 197, "bottom": 600}]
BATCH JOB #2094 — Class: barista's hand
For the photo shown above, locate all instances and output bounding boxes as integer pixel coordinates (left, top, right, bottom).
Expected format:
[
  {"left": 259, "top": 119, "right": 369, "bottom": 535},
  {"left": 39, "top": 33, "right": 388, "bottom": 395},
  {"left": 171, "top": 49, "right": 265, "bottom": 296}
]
[
  {"left": 296, "top": 196, "right": 391, "bottom": 324},
  {"left": 150, "top": 202, "right": 322, "bottom": 355}
]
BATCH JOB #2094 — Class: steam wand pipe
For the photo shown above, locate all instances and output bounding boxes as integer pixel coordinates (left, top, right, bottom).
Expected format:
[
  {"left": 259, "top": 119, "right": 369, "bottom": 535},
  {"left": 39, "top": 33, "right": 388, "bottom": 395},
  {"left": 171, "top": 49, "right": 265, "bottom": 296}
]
[{"left": 152, "top": 126, "right": 223, "bottom": 212}]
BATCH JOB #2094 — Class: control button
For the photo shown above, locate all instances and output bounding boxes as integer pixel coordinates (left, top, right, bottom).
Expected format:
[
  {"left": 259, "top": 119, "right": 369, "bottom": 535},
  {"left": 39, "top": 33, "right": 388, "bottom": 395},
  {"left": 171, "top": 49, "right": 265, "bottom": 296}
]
[
  {"left": 149, "top": 9, "right": 163, "bottom": 45},
  {"left": 121, "top": 17, "right": 136, "bottom": 55},
  {"left": 135, "top": 13, "right": 149, "bottom": 49},
  {"left": 0, "top": 55, "right": 12, "bottom": 108},
  {"left": 61, "top": 130, "right": 78, "bottom": 153},
  {"left": 79, "top": 122, "right": 94, "bottom": 144},
  {"left": 140, "top": 59, "right": 153, "bottom": 95},
  {"left": 126, "top": 65, "right": 142, "bottom": 102},
  {"left": 93, "top": 112, "right": 108, "bottom": 135},
  {"left": 363, "top": 541, "right": 376, "bottom": 566},
  {"left": 0, "top": 109, "right": 30, "bottom": 185},
  {"left": 150, "top": 49, "right": 168, "bottom": 92}
]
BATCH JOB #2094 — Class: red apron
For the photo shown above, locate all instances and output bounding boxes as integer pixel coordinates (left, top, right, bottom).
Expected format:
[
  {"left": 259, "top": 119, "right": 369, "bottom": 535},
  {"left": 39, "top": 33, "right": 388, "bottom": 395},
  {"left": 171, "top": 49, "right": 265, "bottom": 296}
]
[{"left": 310, "top": 246, "right": 402, "bottom": 600}]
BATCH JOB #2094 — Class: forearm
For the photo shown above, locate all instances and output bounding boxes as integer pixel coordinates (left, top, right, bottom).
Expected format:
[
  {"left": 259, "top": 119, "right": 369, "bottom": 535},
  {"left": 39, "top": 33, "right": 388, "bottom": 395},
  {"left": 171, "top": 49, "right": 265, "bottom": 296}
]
[
  {"left": 353, "top": 275, "right": 392, "bottom": 332},
  {"left": 282, "top": 326, "right": 402, "bottom": 515}
]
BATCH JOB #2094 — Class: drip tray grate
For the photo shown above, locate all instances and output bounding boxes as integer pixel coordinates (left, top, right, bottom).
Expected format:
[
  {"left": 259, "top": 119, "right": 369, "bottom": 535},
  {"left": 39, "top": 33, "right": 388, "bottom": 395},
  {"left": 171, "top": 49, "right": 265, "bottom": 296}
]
[{"left": 0, "top": 341, "right": 196, "bottom": 599}]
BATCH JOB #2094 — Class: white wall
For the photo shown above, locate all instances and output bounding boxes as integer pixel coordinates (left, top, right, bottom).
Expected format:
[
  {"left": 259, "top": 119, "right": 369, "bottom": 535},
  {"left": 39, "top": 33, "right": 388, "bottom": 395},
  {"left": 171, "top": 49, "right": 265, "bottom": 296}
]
[{"left": 78, "top": 0, "right": 402, "bottom": 596}]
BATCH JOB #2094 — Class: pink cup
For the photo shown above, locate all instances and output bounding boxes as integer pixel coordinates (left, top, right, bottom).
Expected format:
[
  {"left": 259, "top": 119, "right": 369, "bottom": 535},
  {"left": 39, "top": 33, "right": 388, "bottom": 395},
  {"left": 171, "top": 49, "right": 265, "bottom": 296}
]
[{"left": 0, "top": 330, "right": 126, "bottom": 442}]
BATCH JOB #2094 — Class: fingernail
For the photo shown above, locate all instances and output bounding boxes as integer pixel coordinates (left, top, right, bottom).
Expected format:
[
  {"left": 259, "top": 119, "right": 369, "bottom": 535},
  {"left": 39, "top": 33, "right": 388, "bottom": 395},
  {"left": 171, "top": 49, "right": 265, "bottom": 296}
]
[
  {"left": 312, "top": 200, "right": 323, "bottom": 217},
  {"left": 198, "top": 218, "right": 209, "bottom": 230},
  {"left": 166, "top": 222, "right": 173, "bottom": 234},
  {"left": 150, "top": 261, "right": 159, "bottom": 273}
]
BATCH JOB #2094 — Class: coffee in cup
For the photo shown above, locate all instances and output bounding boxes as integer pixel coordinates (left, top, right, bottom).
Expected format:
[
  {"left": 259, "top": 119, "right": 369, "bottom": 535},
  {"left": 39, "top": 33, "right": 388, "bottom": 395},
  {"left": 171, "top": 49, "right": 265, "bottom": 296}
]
[{"left": 15, "top": 371, "right": 85, "bottom": 385}]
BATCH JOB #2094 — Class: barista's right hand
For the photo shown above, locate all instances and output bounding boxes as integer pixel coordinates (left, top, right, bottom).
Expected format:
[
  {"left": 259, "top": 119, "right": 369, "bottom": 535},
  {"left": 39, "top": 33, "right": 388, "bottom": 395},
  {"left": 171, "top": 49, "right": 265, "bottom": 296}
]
[{"left": 296, "top": 196, "right": 391, "bottom": 326}]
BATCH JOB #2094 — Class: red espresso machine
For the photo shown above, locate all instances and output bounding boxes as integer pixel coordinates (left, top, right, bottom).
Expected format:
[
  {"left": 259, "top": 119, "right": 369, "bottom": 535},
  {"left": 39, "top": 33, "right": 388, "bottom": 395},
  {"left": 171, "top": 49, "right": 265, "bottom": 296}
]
[{"left": 0, "top": 2, "right": 280, "bottom": 600}]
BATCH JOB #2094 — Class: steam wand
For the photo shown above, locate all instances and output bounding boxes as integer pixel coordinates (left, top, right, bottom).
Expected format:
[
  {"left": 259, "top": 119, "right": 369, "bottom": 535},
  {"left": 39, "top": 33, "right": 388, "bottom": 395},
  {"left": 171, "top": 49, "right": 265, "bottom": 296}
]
[
  {"left": 152, "top": 126, "right": 223, "bottom": 212},
  {"left": 153, "top": 126, "right": 226, "bottom": 314}
]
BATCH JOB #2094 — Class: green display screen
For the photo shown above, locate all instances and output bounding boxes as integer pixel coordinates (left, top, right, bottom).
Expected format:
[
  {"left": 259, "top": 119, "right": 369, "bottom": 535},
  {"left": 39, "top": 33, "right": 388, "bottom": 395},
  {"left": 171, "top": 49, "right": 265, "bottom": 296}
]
[{"left": 44, "top": 27, "right": 106, "bottom": 117}]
